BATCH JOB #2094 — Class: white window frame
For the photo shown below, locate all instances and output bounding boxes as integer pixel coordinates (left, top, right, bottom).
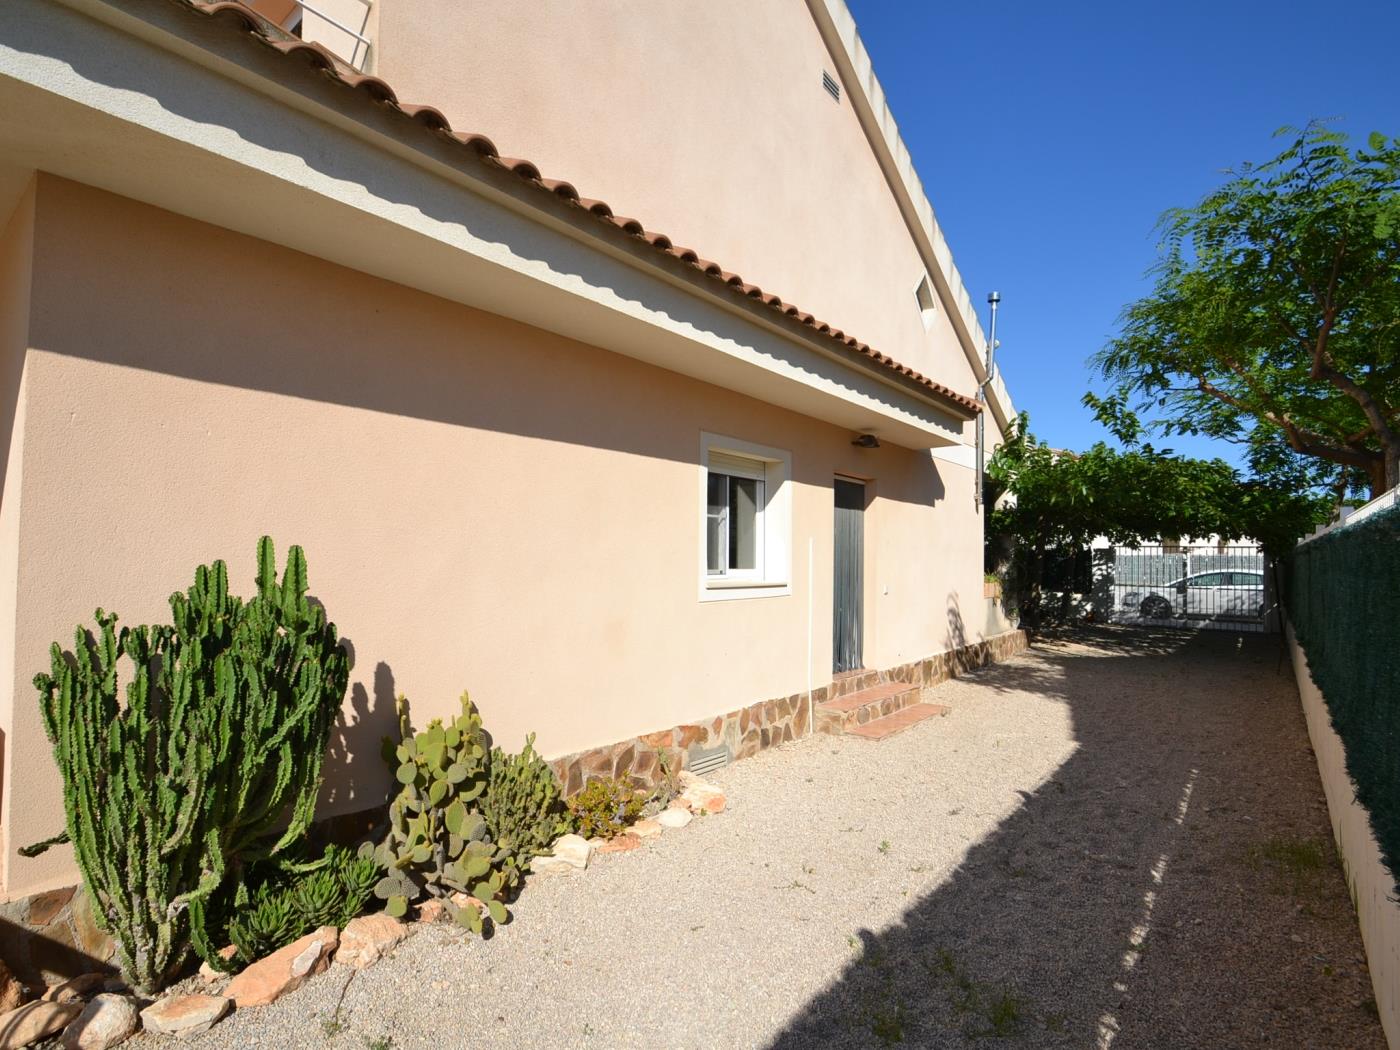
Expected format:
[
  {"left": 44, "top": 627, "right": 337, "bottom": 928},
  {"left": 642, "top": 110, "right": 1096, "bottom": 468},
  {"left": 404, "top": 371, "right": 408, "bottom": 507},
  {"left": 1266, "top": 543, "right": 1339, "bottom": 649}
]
[{"left": 699, "top": 433, "right": 792, "bottom": 602}]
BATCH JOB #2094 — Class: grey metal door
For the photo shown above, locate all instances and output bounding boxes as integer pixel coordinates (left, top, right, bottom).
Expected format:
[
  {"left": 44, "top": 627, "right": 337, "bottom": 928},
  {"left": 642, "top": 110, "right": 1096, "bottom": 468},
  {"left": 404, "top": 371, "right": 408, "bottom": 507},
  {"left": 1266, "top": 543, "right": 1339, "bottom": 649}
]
[{"left": 833, "top": 479, "right": 865, "bottom": 673}]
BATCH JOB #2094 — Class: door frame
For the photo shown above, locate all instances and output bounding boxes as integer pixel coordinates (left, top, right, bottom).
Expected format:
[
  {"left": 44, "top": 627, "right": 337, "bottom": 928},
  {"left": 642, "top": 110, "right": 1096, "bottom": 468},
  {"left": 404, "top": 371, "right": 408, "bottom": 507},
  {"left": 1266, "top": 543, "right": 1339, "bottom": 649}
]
[{"left": 832, "top": 475, "right": 867, "bottom": 674}]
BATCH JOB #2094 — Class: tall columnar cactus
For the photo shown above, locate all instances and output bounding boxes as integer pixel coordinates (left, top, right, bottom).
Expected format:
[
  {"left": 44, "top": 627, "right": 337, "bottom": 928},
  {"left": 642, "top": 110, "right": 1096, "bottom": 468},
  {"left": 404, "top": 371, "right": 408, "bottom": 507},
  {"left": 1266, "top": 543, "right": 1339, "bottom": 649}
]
[
  {"left": 372, "top": 693, "right": 518, "bottom": 934},
  {"left": 27, "top": 538, "right": 349, "bottom": 992}
]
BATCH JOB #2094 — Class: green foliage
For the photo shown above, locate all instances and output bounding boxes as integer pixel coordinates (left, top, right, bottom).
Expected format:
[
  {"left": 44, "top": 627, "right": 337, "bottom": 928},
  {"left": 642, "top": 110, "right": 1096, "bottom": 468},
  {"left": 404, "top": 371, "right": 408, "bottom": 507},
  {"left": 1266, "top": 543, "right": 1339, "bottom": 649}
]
[
  {"left": 1286, "top": 503, "right": 1400, "bottom": 894},
  {"left": 986, "top": 412, "right": 1329, "bottom": 625},
  {"left": 567, "top": 777, "right": 644, "bottom": 840},
  {"left": 650, "top": 747, "right": 684, "bottom": 809},
  {"left": 371, "top": 693, "right": 518, "bottom": 934},
  {"left": 26, "top": 538, "right": 349, "bottom": 992},
  {"left": 228, "top": 884, "right": 299, "bottom": 964},
  {"left": 1095, "top": 123, "right": 1400, "bottom": 497},
  {"left": 482, "top": 734, "right": 570, "bottom": 865},
  {"left": 224, "top": 845, "right": 378, "bottom": 964}
]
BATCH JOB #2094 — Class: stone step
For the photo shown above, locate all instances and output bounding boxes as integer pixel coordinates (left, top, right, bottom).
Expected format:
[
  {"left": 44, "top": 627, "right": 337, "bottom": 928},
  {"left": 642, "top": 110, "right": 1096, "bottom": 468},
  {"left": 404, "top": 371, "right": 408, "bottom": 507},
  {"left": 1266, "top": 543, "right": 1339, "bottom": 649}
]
[
  {"left": 815, "top": 681, "right": 921, "bottom": 735},
  {"left": 846, "top": 702, "right": 951, "bottom": 741}
]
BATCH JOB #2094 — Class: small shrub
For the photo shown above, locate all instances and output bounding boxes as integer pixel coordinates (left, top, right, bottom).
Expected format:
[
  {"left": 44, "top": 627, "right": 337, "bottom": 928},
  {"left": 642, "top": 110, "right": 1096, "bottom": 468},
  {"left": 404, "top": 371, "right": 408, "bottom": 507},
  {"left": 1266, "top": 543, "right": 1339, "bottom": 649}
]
[
  {"left": 649, "top": 748, "right": 685, "bottom": 810},
  {"left": 568, "top": 777, "right": 644, "bottom": 839},
  {"left": 483, "top": 734, "right": 571, "bottom": 866}
]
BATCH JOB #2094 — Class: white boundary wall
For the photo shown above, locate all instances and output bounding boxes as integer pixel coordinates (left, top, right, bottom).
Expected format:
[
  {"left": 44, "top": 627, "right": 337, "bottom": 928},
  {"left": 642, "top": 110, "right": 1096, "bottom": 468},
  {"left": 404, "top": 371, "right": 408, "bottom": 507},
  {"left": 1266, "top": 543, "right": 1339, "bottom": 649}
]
[{"left": 1289, "top": 486, "right": 1400, "bottom": 1049}]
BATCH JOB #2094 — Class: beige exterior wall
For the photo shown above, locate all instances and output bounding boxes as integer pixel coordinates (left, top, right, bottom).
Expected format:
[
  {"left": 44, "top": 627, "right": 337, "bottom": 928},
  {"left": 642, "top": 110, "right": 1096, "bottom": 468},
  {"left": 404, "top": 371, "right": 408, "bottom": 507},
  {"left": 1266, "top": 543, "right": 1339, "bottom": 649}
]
[
  {"left": 0, "top": 176, "right": 991, "bottom": 898},
  {"left": 372, "top": 1, "right": 985, "bottom": 436},
  {"left": 0, "top": 180, "right": 36, "bottom": 869},
  {"left": 1289, "top": 625, "right": 1400, "bottom": 1048}
]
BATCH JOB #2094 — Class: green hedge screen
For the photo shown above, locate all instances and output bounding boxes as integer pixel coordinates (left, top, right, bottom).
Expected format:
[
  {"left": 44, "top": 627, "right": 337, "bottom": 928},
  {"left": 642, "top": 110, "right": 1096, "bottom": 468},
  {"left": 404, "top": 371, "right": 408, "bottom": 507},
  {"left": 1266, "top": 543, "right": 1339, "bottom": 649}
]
[{"left": 1286, "top": 502, "right": 1400, "bottom": 892}]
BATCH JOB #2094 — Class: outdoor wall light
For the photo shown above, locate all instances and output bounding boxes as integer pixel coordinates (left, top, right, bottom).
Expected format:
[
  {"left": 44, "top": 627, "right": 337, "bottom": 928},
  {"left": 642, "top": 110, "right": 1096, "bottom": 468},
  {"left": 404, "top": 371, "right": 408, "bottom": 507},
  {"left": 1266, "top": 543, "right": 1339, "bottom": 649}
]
[{"left": 851, "top": 433, "right": 881, "bottom": 448}]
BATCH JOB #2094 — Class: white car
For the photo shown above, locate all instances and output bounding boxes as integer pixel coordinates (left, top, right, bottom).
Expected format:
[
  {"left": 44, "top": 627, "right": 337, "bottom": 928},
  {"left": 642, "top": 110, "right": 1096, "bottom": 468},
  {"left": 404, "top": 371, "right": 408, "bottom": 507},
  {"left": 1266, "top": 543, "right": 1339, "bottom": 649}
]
[{"left": 1129, "top": 570, "right": 1266, "bottom": 620}]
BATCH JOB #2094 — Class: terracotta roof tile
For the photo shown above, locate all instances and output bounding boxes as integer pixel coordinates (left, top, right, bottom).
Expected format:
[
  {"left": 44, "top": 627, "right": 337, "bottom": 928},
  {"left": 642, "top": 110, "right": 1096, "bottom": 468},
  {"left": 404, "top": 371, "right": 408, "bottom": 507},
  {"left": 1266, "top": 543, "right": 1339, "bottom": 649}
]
[{"left": 168, "top": 0, "right": 982, "bottom": 417}]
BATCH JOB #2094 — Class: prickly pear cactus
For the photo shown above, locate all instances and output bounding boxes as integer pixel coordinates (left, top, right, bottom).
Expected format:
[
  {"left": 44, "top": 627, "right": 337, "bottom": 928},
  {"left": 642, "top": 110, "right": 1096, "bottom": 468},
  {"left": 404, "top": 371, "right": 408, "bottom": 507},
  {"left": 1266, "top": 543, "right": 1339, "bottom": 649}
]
[{"left": 372, "top": 694, "right": 517, "bottom": 932}]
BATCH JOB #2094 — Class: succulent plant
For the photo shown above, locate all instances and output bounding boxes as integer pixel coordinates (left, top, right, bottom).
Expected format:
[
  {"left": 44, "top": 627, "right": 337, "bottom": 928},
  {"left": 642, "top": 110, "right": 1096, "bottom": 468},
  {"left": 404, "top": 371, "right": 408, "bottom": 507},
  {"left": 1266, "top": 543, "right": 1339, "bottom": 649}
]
[
  {"left": 371, "top": 694, "right": 518, "bottom": 933},
  {"left": 25, "top": 538, "right": 349, "bottom": 992},
  {"left": 568, "top": 776, "right": 644, "bottom": 840},
  {"left": 228, "top": 884, "right": 299, "bottom": 963},
  {"left": 483, "top": 734, "right": 571, "bottom": 865}
]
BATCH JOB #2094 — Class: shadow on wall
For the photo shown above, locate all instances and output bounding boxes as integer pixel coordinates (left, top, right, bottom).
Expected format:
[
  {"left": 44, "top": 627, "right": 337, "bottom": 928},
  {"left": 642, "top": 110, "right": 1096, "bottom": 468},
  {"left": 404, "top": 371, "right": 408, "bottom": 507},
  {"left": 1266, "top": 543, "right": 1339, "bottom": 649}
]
[
  {"left": 318, "top": 651, "right": 397, "bottom": 818},
  {"left": 8, "top": 1, "right": 962, "bottom": 512},
  {"left": 945, "top": 592, "right": 967, "bottom": 655},
  {"left": 767, "top": 627, "right": 1376, "bottom": 1049},
  {"left": 0, "top": 912, "right": 114, "bottom": 989}
]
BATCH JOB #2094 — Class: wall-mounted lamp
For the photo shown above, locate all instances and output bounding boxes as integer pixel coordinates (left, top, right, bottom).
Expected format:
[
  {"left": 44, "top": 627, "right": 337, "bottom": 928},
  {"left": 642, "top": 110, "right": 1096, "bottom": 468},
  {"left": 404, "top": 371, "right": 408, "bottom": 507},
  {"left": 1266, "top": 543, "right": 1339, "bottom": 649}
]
[{"left": 851, "top": 433, "right": 880, "bottom": 448}]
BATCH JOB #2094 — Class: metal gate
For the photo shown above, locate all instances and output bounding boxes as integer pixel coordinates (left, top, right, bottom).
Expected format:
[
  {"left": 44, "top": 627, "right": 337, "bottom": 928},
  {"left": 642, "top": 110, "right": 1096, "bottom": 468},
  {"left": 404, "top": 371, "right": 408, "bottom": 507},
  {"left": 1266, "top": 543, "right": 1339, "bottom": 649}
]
[
  {"left": 833, "top": 479, "right": 865, "bottom": 672},
  {"left": 1101, "top": 543, "right": 1275, "bottom": 634}
]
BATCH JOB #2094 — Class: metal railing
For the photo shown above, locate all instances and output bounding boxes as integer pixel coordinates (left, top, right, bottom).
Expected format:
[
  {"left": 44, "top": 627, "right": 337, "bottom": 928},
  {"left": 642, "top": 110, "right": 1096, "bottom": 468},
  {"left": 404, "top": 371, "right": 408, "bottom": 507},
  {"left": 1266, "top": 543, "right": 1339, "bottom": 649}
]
[{"left": 286, "top": 0, "right": 372, "bottom": 71}]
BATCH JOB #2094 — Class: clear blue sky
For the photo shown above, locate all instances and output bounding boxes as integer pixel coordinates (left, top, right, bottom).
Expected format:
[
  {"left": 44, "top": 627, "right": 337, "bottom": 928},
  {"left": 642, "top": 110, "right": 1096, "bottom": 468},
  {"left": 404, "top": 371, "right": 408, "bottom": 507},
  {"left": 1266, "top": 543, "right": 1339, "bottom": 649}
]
[{"left": 847, "top": 0, "right": 1399, "bottom": 465}]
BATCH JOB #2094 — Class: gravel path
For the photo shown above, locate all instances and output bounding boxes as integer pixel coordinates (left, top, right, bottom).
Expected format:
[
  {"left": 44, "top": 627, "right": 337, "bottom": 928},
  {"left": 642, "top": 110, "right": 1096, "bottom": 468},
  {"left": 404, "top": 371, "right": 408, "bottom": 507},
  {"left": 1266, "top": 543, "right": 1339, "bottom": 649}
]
[{"left": 149, "top": 627, "right": 1383, "bottom": 1049}]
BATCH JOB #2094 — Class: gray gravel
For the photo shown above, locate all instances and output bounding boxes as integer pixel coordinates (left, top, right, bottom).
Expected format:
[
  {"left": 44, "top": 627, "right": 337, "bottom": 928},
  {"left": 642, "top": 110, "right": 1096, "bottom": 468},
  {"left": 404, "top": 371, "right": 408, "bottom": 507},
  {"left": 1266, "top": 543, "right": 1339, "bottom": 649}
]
[{"left": 144, "top": 627, "right": 1383, "bottom": 1049}]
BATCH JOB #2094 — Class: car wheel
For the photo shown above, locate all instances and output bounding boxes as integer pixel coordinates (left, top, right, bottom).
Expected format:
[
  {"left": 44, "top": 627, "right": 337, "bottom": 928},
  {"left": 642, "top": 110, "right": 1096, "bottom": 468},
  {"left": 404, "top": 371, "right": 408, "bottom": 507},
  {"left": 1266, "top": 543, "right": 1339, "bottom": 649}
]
[{"left": 1140, "top": 595, "right": 1172, "bottom": 619}]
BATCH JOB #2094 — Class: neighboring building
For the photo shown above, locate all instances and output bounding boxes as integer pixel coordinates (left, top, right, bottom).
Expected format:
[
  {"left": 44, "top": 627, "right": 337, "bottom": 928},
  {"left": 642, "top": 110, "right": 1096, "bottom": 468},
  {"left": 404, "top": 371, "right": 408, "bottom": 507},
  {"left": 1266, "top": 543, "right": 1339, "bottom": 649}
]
[{"left": 0, "top": 0, "right": 1020, "bottom": 908}]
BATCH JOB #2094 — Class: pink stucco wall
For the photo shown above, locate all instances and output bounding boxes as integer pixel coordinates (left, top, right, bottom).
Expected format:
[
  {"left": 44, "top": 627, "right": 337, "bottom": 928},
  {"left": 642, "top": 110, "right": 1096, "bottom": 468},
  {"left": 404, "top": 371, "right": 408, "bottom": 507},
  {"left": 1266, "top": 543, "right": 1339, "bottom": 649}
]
[
  {"left": 371, "top": 1, "right": 979, "bottom": 411},
  {"left": 0, "top": 178, "right": 989, "bottom": 897}
]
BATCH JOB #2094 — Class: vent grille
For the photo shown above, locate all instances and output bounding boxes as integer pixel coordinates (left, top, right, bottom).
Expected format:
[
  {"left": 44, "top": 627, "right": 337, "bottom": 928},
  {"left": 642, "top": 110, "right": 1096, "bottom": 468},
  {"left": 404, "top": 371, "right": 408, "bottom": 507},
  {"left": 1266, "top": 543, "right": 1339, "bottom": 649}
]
[
  {"left": 687, "top": 742, "right": 731, "bottom": 776},
  {"left": 822, "top": 70, "right": 841, "bottom": 102}
]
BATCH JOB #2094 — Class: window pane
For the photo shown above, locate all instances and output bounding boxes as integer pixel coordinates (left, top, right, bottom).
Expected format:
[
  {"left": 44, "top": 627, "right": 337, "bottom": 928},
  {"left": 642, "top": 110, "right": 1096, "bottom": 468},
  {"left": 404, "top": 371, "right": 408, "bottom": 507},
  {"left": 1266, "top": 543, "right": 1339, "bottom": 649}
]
[
  {"left": 729, "top": 476, "right": 760, "bottom": 570},
  {"left": 706, "top": 473, "right": 726, "bottom": 574}
]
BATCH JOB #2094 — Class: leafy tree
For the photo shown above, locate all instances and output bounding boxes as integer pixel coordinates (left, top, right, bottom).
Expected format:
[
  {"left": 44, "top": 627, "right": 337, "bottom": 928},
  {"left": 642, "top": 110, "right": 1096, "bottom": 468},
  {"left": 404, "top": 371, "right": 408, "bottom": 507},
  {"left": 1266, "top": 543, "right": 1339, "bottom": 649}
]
[
  {"left": 986, "top": 414, "right": 1328, "bottom": 627},
  {"left": 1094, "top": 124, "right": 1400, "bottom": 498}
]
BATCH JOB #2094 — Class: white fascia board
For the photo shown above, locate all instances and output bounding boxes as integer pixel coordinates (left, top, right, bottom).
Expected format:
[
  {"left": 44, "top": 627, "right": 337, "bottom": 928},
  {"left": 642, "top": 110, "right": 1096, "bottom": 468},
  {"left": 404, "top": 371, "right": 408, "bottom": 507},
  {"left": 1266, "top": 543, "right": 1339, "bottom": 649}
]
[
  {"left": 807, "top": 0, "right": 1018, "bottom": 437},
  {"left": 0, "top": 0, "right": 969, "bottom": 450}
]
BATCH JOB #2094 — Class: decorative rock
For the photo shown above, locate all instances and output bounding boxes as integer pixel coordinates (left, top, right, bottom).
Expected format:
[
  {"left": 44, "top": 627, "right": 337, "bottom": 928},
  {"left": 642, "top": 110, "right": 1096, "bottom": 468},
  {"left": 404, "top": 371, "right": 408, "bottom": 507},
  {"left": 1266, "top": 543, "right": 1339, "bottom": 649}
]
[
  {"left": 0, "top": 1000, "right": 83, "bottom": 1048},
  {"left": 529, "top": 855, "right": 583, "bottom": 877},
  {"left": 336, "top": 914, "right": 409, "bottom": 970},
  {"left": 139, "top": 995, "right": 231, "bottom": 1038},
  {"left": 44, "top": 973, "right": 108, "bottom": 1004},
  {"left": 597, "top": 833, "right": 641, "bottom": 854},
  {"left": 667, "top": 799, "right": 690, "bottom": 811},
  {"left": 224, "top": 926, "right": 338, "bottom": 1008},
  {"left": 680, "top": 774, "right": 725, "bottom": 814},
  {"left": 631, "top": 818, "right": 663, "bottom": 839},
  {"left": 701, "top": 794, "right": 727, "bottom": 815},
  {"left": 417, "top": 899, "right": 447, "bottom": 924},
  {"left": 197, "top": 946, "right": 237, "bottom": 983},
  {"left": 549, "top": 834, "right": 594, "bottom": 870},
  {"left": 27, "top": 887, "right": 75, "bottom": 927},
  {"left": 0, "top": 960, "right": 23, "bottom": 1014},
  {"left": 657, "top": 807, "right": 693, "bottom": 829},
  {"left": 61, "top": 993, "right": 137, "bottom": 1050}
]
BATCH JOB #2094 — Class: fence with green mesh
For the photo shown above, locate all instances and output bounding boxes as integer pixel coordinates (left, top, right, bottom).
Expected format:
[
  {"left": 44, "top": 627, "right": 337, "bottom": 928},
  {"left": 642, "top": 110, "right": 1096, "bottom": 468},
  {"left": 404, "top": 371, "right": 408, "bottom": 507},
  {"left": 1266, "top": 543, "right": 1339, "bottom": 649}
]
[{"left": 1285, "top": 499, "right": 1400, "bottom": 891}]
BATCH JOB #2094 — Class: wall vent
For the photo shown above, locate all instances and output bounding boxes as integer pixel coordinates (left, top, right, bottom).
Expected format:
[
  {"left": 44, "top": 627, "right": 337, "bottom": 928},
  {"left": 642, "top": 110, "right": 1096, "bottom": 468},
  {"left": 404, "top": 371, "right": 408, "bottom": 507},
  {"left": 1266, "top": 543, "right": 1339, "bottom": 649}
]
[
  {"left": 687, "top": 742, "right": 732, "bottom": 776},
  {"left": 915, "top": 274, "right": 937, "bottom": 327},
  {"left": 822, "top": 70, "right": 841, "bottom": 102}
]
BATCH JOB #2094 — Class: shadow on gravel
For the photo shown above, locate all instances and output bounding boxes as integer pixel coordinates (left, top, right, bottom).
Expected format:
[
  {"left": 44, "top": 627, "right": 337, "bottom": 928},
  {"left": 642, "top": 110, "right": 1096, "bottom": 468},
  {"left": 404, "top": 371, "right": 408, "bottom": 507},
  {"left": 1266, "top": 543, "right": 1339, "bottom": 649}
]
[{"left": 768, "top": 625, "right": 1381, "bottom": 1050}]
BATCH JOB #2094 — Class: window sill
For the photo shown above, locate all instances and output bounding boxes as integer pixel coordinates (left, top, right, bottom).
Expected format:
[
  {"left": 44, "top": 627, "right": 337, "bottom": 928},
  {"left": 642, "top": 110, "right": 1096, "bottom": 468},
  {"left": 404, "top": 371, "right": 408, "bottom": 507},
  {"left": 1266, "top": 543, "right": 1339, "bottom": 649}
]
[{"left": 700, "top": 579, "right": 791, "bottom": 602}]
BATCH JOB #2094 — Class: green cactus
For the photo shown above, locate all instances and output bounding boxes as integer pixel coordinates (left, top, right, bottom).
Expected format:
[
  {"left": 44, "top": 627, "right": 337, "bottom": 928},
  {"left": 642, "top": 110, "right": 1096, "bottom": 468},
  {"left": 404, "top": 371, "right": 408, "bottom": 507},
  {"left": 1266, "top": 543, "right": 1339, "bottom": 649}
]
[
  {"left": 371, "top": 693, "right": 519, "bottom": 933},
  {"left": 483, "top": 734, "right": 571, "bottom": 865},
  {"left": 25, "top": 538, "right": 349, "bottom": 992}
]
